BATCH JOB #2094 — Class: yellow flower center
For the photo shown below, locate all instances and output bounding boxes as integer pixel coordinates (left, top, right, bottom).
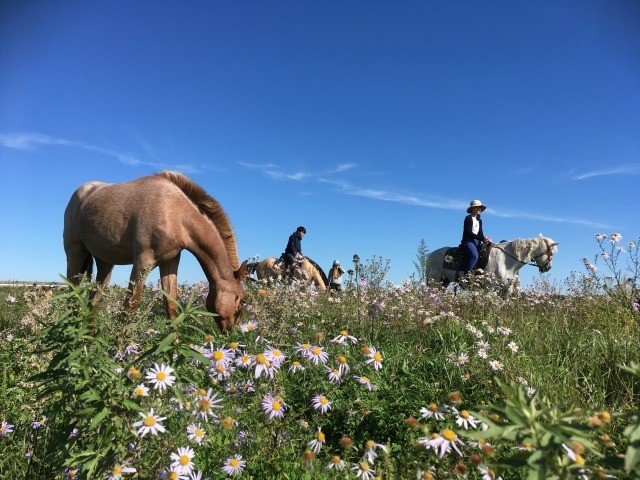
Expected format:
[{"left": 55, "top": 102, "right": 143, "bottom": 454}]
[
  {"left": 230, "top": 458, "right": 240, "bottom": 467},
  {"left": 301, "top": 343, "right": 310, "bottom": 350},
  {"left": 320, "top": 396, "right": 328, "bottom": 405},
  {"left": 272, "top": 401, "right": 282, "bottom": 411},
  {"left": 312, "top": 346, "right": 321, "bottom": 355},
  {"left": 168, "top": 472, "right": 178, "bottom": 480},
  {"left": 179, "top": 455, "right": 190, "bottom": 466},
  {"left": 112, "top": 466, "right": 122, "bottom": 475},
  {"left": 332, "top": 369, "right": 339, "bottom": 376},
  {"left": 428, "top": 403, "right": 438, "bottom": 412},
  {"left": 247, "top": 324, "right": 256, "bottom": 331},
  {"left": 143, "top": 415, "right": 156, "bottom": 427},
  {"left": 129, "top": 367, "right": 141, "bottom": 378},
  {"left": 293, "top": 361, "right": 301, "bottom": 367},
  {"left": 156, "top": 371, "right": 167, "bottom": 381},
  {"left": 256, "top": 353, "right": 269, "bottom": 365},
  {"left": 199, "top": 398, "right": 211, "bottom": 411},
  {"left": 317, "top": 432, "right": 325, "bottom": 442},
  {"left": 199, "top": 388, "right": 206, "bottom": 396},
  {"left": 272, "top": 349, "right": 282, "bottom": 357},
  {"left": 222, "top": 417, "right": 235, "bottom": 429},
  {"left": 373, "top": 353, "right": 383, "bottom": 362},
  {"left": 360, "top": 462, "right": 370, "bottom": 472},
  {"left": 461, "top": 410, "right": 470, "bottom": 419},
  {"left": 362, "top": 347, "right": 371, "bottom": 355},
  {"left": 361, "top": 376, "right": 370, "bottom": 383},
  {"left": 135, "top": 387, "right": 145, "bottom": 396},
  {"left": 575, "top": 454, "right": 585, "bottom": 466},
  {"left": 340, "top": 329, "right": 349, "bottom": 336},
  {"left": 430, "top": 433, "right": 441, "bottom": 439},
  {"left": 366, "top": 440, "right": 376, "bottom": 448},
  {"left": 337, "top": 355, "right": 347, "bottom": 364},
  {"left": 241, "top": 355, "right": 250, "bottom": 363},
  {"left": 331, "top": 455, "right": 341, "bottom": 464},
  {"left": 213, "top": 351, "right": 224, "bottom": 361},
  {"left": 442, "top": 429, "right": 456, "bottom": 441},
  {"left": 215, "top": 365, "right": 226, "bottom": 373},
  {"left": 195, "top": 428, "right": 204, "bottom": 437},
  {"left": 229, "top": 342, "right": 239, "bottom": 349}
]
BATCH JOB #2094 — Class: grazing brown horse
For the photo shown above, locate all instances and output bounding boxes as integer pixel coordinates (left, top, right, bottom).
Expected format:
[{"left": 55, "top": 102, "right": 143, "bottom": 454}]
[{"left": 63, "top": 171, "right": 248, "bottom": 330}]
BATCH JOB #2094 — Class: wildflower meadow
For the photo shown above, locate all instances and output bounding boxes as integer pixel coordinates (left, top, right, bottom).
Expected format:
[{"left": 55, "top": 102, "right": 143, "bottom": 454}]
[{"left": 1, "top": 234, "right": 639, "bottom": 479}]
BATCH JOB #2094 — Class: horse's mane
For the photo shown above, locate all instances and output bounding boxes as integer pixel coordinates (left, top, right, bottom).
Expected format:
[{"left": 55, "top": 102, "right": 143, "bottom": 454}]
[
  {"left": 156, "top": 171, "right": 239, "bottom": 269},
  {"left": 305, "top": 257, "right": 329, "bottom": 287},
  {"left": 507, "top": 237, "right": 546, "bottom": 261}
]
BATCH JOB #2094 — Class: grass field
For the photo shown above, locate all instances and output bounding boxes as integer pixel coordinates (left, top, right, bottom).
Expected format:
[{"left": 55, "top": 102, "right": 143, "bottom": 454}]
[{"left": 0, "top": 272, "right": 638, "bottom": 479}]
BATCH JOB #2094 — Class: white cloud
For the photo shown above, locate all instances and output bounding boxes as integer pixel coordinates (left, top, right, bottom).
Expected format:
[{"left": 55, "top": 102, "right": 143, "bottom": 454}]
[
  {"left": 320, "top": 178, "right": 614, "bottom": 229},
  {"left": 238, "top": 161, "right": 355, "bottom": 181},
  {"left": 573, "top": 163, "right": 640, "bottom": 180},
  {"left": 0, "top": 131, "right": 202, "bottom": 173}
]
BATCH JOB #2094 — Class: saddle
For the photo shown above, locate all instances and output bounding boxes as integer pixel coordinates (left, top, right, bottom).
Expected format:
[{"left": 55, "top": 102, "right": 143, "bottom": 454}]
[{"left": 444, "top": 243, "right": 492, "bottom": 273}]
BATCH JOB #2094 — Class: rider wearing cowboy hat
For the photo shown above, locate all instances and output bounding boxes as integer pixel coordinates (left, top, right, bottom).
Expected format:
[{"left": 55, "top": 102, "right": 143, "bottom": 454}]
[{"left": 461, "top": 200, "right": 492, "bottom": 274}]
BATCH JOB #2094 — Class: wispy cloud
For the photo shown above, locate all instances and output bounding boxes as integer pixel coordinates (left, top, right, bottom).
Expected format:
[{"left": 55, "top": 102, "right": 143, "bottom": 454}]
[
  {"left": 319, "top": 178, "right": 614, "bottom": 229},
  {"left": 573, "top": 163, "right": 640, "bottom": 180},
  {"left": 0, "top": 132, "right": 203, "bottom": 173},
  {"left": 238, "top": 161, "right": 355, "bottom": 181}
]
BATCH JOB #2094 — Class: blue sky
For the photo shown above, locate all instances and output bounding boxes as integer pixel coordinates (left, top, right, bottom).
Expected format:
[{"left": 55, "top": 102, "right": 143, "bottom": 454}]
[{"left": 1, "top": 1, "right": 639, "bottom": 286}]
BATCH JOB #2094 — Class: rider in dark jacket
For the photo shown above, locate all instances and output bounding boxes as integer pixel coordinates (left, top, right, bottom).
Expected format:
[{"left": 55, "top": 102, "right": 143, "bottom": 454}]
[
  {"left": 284, "top": 226, "right": 306, "bottom": 269},
  {"left": 461, "top": 200, "right": 492, "bottom": 273}
]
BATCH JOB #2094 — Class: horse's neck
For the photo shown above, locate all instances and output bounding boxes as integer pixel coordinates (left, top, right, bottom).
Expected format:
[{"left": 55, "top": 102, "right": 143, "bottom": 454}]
[
  {"left": 304, "top": 262, "right": 324, "bottom": 288},
  {"left": 187, "top": 219, "right": 235, "bottom": 282}
]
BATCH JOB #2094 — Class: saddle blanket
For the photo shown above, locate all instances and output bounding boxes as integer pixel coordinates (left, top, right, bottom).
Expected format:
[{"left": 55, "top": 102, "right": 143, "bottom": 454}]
[{"left": 443, "top": 244, "right": 491, "bottom": 272}]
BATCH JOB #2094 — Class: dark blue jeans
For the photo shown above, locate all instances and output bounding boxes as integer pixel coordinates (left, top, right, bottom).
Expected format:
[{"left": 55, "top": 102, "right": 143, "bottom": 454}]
[{"left": 463, "top": 239, "right": 480, "bottom": 273}]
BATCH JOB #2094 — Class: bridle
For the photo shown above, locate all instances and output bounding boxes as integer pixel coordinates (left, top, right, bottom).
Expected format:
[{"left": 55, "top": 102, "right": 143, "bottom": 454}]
[{"left": 490, "top": 240, "right": 557, "bottom": 272}]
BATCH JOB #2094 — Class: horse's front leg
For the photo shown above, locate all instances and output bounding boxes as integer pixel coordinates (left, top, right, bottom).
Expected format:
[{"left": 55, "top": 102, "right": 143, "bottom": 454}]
[
  {"left": 124, "top": 258, "right": 155, "bottom": 313},
  {"left": 159, "top": 253, "right": 181, "bottom": 319}
]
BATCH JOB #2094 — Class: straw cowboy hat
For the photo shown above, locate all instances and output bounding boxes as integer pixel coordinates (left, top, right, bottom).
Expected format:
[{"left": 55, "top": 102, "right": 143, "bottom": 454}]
[{"left": 467, "top": 199, "right": 487, "bottom": 213}]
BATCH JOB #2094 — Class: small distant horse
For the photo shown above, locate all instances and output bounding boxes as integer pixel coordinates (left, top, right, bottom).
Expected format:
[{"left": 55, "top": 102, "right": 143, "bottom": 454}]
[
  {"left": 64, "top": 171, "right": 248, "bottom": 330},
  {"left": 249, "top": 257, "right": 329, "bottom": 290},
  {"left": 426, "top": 236, "right": 558, "bottom": 297}
]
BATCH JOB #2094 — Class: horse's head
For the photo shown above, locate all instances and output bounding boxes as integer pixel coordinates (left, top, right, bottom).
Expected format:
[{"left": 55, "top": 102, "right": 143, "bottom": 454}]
[
  {"left": 532, "top": 237, "right": 559, "bottom": 273},
  {"left": 206, "top": 261, "right": 249, "bottom": 331}
]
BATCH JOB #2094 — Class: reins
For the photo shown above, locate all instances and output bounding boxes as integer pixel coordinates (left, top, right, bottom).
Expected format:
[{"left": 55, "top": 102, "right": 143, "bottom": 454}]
[{"left": 490, "top": 242, "right": 553, "bottom": 269}]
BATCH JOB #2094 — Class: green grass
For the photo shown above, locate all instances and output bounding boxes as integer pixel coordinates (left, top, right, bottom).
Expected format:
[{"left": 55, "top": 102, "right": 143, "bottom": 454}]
[{"left": 0, "top": 281, "right": 638, "bottom": 479}]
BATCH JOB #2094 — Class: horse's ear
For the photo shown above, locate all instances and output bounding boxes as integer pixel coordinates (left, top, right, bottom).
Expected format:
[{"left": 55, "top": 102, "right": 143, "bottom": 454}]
[{"left": 234, "top": 260, "right": 249, "bottom": 281}]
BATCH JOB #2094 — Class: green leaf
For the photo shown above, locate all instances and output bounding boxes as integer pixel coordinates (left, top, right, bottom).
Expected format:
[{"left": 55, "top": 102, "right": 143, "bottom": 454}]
[{"left": 89, "top": 407, "right": 110, "bottom": 429}]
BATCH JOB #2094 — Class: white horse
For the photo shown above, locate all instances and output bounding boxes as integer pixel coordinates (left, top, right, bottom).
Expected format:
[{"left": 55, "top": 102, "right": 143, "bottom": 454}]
[{"left": 426, "top": 235, "right": 559, "bottom": 297}]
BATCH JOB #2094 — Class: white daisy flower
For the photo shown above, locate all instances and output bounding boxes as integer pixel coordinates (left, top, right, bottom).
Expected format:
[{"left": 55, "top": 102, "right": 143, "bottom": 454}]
[
  {"left": 253, "top": 353, "right": 277, "bottom": 379},
  {"left": 222, "top": 454, "right": 246, "bottom": 476},
  {"left": 307, "top": 428, "right": 326, "bottom": 453},
  {"left": 363, "top": 440, "right": 388, "bottom": 464},
  {"left": 187, "top": 471, "right": 208, "bottom": 480},
  {"left": 497, "top": 326, "right": 512, "bottom": 336},
  {"left": 1, "top": 421, "right": 15, "bottom": 436},
  {"left": 193, "top": 389, "right": 223, "bottom": 421},
  {"left": 477, "top": 349, "right": 488, "bottom": 359},
  {"left": 507, "top": 341, "right": 519, "bottom": 353},
  {"left": 488, "top": 360, "right": 504, "bottom": 371},
  {"left": 476, "top": 341, "right": 490, "bottom": 350},
  {"left": 456, "top": 410, "right": 480, "bottom": 429},
  {"left": 311, "top": 394, "right": 332, "bottom": 414},
  {"left": 418, "top": 429, "right": 464, "bottom": 458},
  {"left": 132, "top": 384, "right": 150, "bottom": 398},
  {"left": 351, "top": 461, "right": 376, "bottom": 480},
  {"left": 238, "top": 320, "right": 258, "bottom": 333},
  {"left": 455, "top": 353, "right": 469, "bottom": 365},
  {"left": 170, "top": 446, "right": 196, "bottom": 474},
  {"left": 365, "top": 347, "right": 383, "bottom": 370},
  {"left": 336, "top": 355, "right": 350, "bottom": 375},
  {"left": 158, "top": 468, "right": 187, "bottom": 480},
  {"left": 209, "top": 346, "right": 234, "bottom": 367},
  {"left": 106, "top": 464, "right": 136, "bottom": 480},
  {"left": 479, "top": 466, "right": 503, "bottom": 480},
  {"left": 295, "top": 342, "right": 312, "bottom": 356},
  {"left": 264, "top": 346, "right": 287, "bottom": 365},
  {"left": 187, "top": 424, "right": 206, "bottom": 445},
  {"left": 226, "top": 341, "right": 245, "bottom": 352},
  {"left": 332, "top": 329, "right": 358, "bottom": 345},
  {"left": 419, "top": 403, "right": 447, "bottom": 421},
  {"left": 288, "top": 361, "right": 305, "bottom": 373},
  {"left": 326, "top": 455, "right": 346, "bottom": 471},
  {"left": 132, "top": 409, "right": 166, "bottom": 437},
  {"left": 145, "top": 363, "right": 176, "bottom": 393},
  {"left": 210, "top": 363, "right": 235, "bottom": 381},
  {"left": 326, "top": 367, "right": 342, "bottom": 383},
  {"left": 307, "top": 345, "right": 329, "bottom": 365},
  {"left": 261, "top": 394, "right": 287, "bottom": 419},
  {"left": 354, "top": 376, "right": 378, "bottom": 391},
  {"left": 234, "top": 352, "right": 254, "bottom": 369}
]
